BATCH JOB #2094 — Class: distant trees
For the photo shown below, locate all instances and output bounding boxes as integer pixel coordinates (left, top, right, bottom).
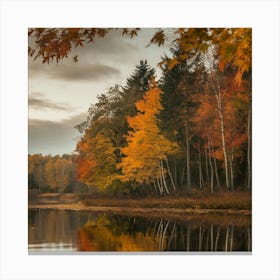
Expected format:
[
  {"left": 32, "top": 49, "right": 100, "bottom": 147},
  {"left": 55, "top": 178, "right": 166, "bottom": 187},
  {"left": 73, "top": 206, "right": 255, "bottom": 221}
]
[{"left": 28, "top": 154, "right": 87, "bottom": 193}]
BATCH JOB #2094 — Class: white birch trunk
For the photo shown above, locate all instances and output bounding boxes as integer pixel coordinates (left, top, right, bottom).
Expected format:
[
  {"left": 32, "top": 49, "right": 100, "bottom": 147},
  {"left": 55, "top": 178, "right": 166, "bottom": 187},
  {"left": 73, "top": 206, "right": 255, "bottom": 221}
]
[
  {"left": 230, "top": 144, "right": 234, "bottom": 191},
  {"left": 160, "top": 160, "right": 169, "bottom": 194},
  {"left": 207, "top": 52, "right": 230, "bottom": 190},
  {"left": 165, "top": 157, "right": 176, "bottom": 191},
  {"left": 156, "top": 176, "right": 163, "bottom": 195}
]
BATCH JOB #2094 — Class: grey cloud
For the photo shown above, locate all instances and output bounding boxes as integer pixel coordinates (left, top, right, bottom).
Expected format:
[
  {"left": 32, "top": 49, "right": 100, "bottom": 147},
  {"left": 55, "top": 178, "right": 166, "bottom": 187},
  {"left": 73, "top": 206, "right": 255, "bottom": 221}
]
[
  {"left": 28, "top": 113, "right": 87, "bottom": 155},
  {"left": 29, "top": 95, "right": 70, "bottom": 111},
  {"left": 29, "top": 62, "right": 120, "bottom": 81},
  {"left": 49, "top": 64, "right": 120, "bottom": 81}
]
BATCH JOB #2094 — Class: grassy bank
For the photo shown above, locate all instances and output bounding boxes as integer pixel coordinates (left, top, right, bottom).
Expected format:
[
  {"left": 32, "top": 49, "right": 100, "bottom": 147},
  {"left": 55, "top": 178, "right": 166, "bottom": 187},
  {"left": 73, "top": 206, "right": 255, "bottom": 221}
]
[
  {"left": 82, "top": 192, "right": 251, "bottom": 210},
  {"left": 29, "top": 191, "right": 251, "bottom": 211}
]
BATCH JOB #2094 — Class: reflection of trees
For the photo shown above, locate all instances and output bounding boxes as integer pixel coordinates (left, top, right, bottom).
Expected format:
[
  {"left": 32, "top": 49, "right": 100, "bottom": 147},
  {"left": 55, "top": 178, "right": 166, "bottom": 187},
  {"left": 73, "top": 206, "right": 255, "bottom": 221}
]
[
  {"left": 28, "top": 209, "right": 89, "bottom": 248},
  {"left": 150, "top": 220, "right": 251, "bottom": 251},
  {"left": 78, "top": 216, "right": 158, "bottom": 251},
  {"left": 29, "top": 210, "right": 251, "bottom": 251},
  {"left": 77, "top": 215, "right": 252, "bottom": 252}
]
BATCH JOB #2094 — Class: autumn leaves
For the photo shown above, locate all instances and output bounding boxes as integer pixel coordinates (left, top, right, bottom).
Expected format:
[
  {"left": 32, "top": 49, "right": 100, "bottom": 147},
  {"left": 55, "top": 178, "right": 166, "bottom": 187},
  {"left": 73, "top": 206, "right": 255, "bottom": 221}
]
[
  {"left": 76, "top": 77, "right": 179, "bottom": 194},
  {"left": 120, "top": 80, "right": 179, "bottom": 193}
]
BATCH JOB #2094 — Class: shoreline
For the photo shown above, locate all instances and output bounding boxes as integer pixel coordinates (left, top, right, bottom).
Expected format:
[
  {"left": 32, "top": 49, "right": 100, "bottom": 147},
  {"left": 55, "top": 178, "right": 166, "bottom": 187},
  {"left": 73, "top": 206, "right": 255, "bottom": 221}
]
[
  {"left": 28, "top": 203, "right": 251, "bottom": 215},
  {"left": 28, "top": 203, "right": 251, "bottom": 226}
]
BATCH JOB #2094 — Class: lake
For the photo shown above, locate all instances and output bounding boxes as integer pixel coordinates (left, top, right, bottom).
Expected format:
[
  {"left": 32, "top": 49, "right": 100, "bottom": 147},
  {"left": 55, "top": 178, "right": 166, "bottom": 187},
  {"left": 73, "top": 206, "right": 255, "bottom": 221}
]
[{"left": 28, "top": 209, "right": 251, "bottom": 252}]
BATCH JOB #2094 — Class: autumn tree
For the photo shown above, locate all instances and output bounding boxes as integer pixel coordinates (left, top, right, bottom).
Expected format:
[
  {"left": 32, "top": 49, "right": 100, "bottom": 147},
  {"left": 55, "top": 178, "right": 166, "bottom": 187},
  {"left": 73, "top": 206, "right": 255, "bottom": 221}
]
[
  {"left": 119, "top": 78, "right": 179, "bottom": 194},
  {"left": 76, "top": 131, "right": 120, "bottom": 191}
]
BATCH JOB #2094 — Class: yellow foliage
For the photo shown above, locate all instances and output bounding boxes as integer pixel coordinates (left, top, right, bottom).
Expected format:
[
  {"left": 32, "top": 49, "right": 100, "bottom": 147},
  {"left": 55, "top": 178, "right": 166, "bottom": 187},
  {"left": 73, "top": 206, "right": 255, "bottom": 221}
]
[
  {"left": 77, "top": 132, "right": 119, "bottom": 190},
  {"left": 119, "top": 79, "right": 179, "bottom": 184}
]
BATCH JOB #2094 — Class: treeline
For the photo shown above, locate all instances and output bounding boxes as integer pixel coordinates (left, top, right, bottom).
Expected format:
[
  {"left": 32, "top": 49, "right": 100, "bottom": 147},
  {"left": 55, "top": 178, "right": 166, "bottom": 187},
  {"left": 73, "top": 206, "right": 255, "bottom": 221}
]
[
  {"left": 28, "top": 154, "right": 88, "bottom": 193},
  {"left": 75, "top": 29, "right": 251, "bottom": 196}
]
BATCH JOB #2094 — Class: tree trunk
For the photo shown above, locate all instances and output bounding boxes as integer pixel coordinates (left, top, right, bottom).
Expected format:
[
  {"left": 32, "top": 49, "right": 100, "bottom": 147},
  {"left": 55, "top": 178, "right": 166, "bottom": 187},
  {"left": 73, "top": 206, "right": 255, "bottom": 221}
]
[
  {"left": 210, "top": 144, "right": 221, "bottom": 189},
  {"left": 216, "top": 97, "right": 230, "bottom": 190},
  {"left": 204, "top": 147, "right": 209, "bottom": 185},
  {"left": 208, "top": 58, "right": 230, "bottom": 190},
  {"left": 174, "top": 158, "right": 177, "bottom": 187},
  {"left": 152, "top": 180, "right": 158, "bottom": 194},
  {"left": 165, "top": 157, "right": 176, "bottom": 191},
  {"left": 185, "top": 121, "right": 191, "bottom": 192},
  {"left": 208, "top": 136, "right": 214, "bottom": 193},
  {"left": 160, "top": 160, "right": 169, "bottom": 194},
  {"left": 247, "top": 108, "right": 251, "bottom": 190},
  {"left": 156, "top": 176, "right": 163, "bottom": 195},
  {"left": 198, "top": 147, "right": 204, "bottom": 189},
  {"left": 180, "top": 165, "right": 185, "bottom": 188},
  {"left": 230, "top": 144, "right": 234, "bottom": 191}
]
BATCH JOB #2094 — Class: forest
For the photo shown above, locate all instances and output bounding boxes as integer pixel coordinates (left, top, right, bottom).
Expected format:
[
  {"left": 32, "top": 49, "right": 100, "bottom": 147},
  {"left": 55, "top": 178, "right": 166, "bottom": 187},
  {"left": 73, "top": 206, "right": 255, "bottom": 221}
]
[{"left": 28, "top": 28, "right": 251, "bottom": 198}]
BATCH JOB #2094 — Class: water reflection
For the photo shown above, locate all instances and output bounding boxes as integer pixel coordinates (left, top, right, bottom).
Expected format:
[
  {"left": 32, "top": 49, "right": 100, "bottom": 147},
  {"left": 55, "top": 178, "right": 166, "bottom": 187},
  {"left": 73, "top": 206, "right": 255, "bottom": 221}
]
[{"left": 28, "top": 209, "right": 251, "bottom": 252}]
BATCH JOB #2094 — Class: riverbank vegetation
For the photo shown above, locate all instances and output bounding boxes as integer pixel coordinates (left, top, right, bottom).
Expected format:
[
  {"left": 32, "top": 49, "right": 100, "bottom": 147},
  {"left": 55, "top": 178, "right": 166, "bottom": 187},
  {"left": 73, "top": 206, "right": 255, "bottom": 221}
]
[{"left": 28, "top": 190, "right": 251, "bottom": 212}]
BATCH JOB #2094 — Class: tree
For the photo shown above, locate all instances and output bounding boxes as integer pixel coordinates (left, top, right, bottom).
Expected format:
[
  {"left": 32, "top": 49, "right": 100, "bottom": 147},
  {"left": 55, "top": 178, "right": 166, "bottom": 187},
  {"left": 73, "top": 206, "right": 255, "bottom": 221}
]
[
  {"left": 119, "top": 78, "right": 179, "bottom": 194},
  {"left": 76, "top": 132, "right": 120, "bottom": 191}
]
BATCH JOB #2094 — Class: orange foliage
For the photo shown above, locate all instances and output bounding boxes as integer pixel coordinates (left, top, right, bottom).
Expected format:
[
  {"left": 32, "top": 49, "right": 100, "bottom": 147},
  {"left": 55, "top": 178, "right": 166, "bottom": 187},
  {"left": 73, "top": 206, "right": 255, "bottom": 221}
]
[
  {"left": 76, "top": 132, "right": 119, "bottom": 189},
  {"left": 193, "top": 71, "right": 249, "bottom": 162},
  {"left": 119, "top": 79, "right": 179, "bottom": 184}
]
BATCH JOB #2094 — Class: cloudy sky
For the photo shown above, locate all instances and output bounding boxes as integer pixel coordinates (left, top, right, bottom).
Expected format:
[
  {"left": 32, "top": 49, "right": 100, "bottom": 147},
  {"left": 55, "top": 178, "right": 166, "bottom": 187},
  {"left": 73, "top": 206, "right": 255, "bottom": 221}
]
[{"left": 28, "top": 28, "right": 173, "bottom": 155}]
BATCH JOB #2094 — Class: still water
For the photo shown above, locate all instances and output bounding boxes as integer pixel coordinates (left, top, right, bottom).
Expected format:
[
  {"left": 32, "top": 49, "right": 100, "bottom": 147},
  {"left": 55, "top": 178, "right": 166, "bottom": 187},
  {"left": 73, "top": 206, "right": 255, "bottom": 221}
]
[{"left": 28, "top": 209, "right": 251, "bottom": 252}]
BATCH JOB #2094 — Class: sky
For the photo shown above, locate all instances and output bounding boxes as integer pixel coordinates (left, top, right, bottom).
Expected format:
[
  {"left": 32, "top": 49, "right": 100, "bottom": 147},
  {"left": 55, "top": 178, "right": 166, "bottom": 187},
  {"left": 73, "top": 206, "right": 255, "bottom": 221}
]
[{"left": 28, "top": 28, "right": 174, "bottom": 155}]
